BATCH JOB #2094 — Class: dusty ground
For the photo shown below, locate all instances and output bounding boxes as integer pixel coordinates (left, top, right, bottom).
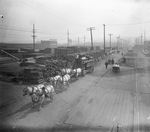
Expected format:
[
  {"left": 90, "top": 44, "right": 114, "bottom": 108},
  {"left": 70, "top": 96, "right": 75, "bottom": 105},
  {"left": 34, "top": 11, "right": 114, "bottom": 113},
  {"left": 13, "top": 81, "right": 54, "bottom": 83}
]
[{"left": 1, "top": 49, "right": 150, "bottom": 132}]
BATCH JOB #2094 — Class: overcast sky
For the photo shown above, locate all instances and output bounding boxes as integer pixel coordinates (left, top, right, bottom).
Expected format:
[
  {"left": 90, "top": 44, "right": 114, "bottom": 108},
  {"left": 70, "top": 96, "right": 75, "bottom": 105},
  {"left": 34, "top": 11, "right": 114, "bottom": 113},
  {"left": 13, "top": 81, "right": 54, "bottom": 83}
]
[{"left": 0, "top": 0, "right": 150, "bottom": 45}]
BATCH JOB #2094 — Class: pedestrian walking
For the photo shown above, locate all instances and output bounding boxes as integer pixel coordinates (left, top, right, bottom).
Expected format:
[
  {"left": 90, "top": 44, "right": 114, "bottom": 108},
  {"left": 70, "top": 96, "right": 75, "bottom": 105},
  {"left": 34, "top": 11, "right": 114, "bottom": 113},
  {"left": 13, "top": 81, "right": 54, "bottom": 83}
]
[
  {"left": 116, "top": 124, "right": 120, "bottom": 132},
  {"left": 112, "top": 58, "right": 114, "bottom": 65},
  {"left": 105, "top": 60, "right": 109, "bottom": 69}
]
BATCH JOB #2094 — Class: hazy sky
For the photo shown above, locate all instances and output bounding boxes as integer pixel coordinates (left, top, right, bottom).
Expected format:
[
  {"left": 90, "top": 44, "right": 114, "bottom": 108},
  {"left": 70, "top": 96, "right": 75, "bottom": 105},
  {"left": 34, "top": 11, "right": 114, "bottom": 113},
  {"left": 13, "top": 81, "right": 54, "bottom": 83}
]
[{"left": 0, "top": 0, "right": 150, "bottom": 45}]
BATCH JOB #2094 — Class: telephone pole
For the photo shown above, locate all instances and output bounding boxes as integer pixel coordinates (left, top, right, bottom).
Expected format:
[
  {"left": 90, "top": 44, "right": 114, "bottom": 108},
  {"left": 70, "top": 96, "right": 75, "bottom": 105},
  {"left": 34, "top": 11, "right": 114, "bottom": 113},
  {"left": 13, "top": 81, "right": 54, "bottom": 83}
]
[
  {"left": 103, "top": 24, "right": 106, "bottom": 52},
  {"left": 32, "top": 24, "right": 36, "bottom": 50},
  {"left": 144, "top": 30, "right": 146, "bottom": 42},
  {"left": 84, "top": 35, "right": 85, "bottom": 46},
  {"left": 87, "top": 27, "right": 95, "bottom": 50},
  {"left": 117, "top": 36, "right": 120, "bottom": 50},
  {"left": 141, "top": 34, "right": 143, "bottom": 45},
  {"left": 108, "top": 34, "right": 113, "bottom": 50},
  {"left": 67, "top": 29, "right": 69, "bottom": 46},
  {"left": 78, "top": 37, "right": 80, "bottom": 46}
]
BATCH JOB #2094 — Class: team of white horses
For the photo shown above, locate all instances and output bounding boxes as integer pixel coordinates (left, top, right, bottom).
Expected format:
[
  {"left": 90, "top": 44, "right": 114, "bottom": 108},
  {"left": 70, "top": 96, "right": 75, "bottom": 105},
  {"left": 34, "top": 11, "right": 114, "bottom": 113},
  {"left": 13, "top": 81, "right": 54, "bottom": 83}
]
[{"left": 23, "top": 68, "right": 82, "bottom": 111}]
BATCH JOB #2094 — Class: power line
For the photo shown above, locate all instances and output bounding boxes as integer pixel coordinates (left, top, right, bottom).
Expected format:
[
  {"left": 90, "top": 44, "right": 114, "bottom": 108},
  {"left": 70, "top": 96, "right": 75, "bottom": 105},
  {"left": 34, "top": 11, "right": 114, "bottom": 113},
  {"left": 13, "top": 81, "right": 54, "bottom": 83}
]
[
  {"left": 18, "top": 0, "right": 86, "bottom": 28},
  {"left": 0, "top": 27, "right": 32, "bottom": 32},
  {"left": 36, "top": 31, "right": 65, "bottom": 36},
  {"left": 0, "top": 34, "right": 30, "bottom": 38},
  {"left": 0, "top": 25, "right": 31, "bottom": 31},
  {"left": 107, "top": 21, "right": 150, "bottom": 26}
]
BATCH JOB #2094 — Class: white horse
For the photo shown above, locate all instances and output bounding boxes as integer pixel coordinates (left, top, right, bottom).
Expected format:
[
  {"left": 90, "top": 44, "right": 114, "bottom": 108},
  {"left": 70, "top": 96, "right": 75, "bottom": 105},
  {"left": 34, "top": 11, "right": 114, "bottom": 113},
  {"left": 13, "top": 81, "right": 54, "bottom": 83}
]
[
  {"left": 23, "top": 84, "right": 45, "bottom": 108},
  {"left": 72, "top": 68, "right": 82, "bottom": 79},
  {"left": 23, "top": 84, "right": 44, "bottom": 96},
  {"left": 60, "top": 74, "right": 71, "bottom": 87},
  {"left": 61, "top": 68, "right": 72, "bottom": 75},
  {"left": 36, "top": 84, "right": 55, "bottom": 110},
  {"left": 48, "top": 75, "right": 61, "bottom": 88}
]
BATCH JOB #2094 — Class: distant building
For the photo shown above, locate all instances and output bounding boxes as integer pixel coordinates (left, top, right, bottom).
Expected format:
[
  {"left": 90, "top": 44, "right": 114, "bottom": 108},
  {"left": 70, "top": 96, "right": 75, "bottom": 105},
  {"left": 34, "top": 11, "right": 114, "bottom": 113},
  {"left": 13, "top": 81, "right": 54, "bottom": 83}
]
[
  {"left": 0, "top": 39, "right": 57, "bottom": 50},
  {"left": 41, "top": 39, "right": 57, "bottom": 46},
  {"left": 40, "top": 39, "right": 57, "bottom": 49}
]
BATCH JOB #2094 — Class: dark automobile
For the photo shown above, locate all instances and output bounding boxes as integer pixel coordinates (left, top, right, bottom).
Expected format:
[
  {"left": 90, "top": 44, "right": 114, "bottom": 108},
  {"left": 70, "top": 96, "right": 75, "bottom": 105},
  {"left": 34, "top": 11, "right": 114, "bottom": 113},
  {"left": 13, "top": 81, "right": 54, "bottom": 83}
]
[{"left": 112, "top": 63, "right": 120, "bottom": 72}]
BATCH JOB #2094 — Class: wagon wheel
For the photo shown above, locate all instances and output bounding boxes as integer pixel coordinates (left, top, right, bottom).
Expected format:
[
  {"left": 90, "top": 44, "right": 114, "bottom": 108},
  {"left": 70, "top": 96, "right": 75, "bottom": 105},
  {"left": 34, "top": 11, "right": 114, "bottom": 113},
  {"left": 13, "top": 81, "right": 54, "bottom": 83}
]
[
  {"left": 91, "top": 66, "right": 94, "bottom": 72},
  {"left": 50, "top": 93, "right": 53, "bottom": 100},
  {"left": 89, "top": 66, "right": 94, "bottom": 73}
]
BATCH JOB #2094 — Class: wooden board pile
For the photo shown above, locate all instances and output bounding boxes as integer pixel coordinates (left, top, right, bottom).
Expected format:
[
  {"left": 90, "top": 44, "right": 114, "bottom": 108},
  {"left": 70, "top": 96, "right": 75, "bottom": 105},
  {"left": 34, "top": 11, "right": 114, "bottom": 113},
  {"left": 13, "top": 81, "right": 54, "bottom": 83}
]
[{"left": 22, "top": 67, "right": 44, "bottom": 84}]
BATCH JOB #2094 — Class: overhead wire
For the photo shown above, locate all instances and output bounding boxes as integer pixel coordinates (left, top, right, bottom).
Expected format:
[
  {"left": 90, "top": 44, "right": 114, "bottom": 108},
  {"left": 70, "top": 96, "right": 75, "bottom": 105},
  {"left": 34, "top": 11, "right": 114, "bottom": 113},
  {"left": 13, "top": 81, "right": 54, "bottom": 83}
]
[
  {"left": 0, "top": 25, "right": 31, "bottom": 31},
  {"left": 4, "top": 1, "right": 150, "bottom": 42},
  {"left": 1, "top": 0, "right": 89, "bottom": 42},
  {"left": 36, "top": 31, "right": 66, "bottom": 37},
  {"left": 0, "top": 27, "right": 32, "bottom": 32},
  {"left": 106, "top": 20, "right": 150, "bottom": 26},
  {"left": 18, "top": 0, "right": 87, "bottom": 29},
  {"left": 0, "top": 35, "right": 30, "bottom": 38}
]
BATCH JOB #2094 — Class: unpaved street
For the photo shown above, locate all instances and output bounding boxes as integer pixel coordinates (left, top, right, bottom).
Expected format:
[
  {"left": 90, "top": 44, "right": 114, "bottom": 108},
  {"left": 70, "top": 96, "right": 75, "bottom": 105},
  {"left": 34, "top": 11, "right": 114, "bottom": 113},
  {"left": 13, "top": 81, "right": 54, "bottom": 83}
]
[{"left": 1, "top": 50, "right": 150, "bottom": 132}]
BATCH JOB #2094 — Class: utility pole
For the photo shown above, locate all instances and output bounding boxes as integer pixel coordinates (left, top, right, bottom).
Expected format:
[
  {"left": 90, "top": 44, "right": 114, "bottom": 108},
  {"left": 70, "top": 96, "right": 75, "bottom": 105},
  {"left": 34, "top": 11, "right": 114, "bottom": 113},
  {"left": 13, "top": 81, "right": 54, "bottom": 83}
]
[
  {"left": 117, "top": 36, "right": 120, "bottom": 51},
  {"left": 141, "top": 34, "right": 143, "bottom": 45},
  {"left": 108, "top": 34, "right": 113, "bottom": 50},
  {"left": 123, "top": 39, "right": 125, "bottom": 48},
  {"left": 78, "top": 37, "right": 80, "bottom": 46},
  {"left": 32, "top": 24, "right": 36, "bottom": 51},
  {"left": 87, "top": 27, "right": 95, "bottom": 50},
  {"left": 1, "top": 14, "right": 4, "bottom": 42},
  {"left": 67, "top": 29, "right": 69, "bottom": 47},
  {"left": 144, "top": 30, "right": 146, "bottom": 48},
  {"left": 103, "top": 24, "right": 106, "bottom": 52},
  {"left": 122, "top": 39, "right": 124, "bottom": 48},
  {"left": 84, "top": 35, "right": 85, "bottom": 46},
  {"left": 144, "top": 30, "right": 146, "bottom": 43},
  {"left": 121, "top": 39, "right": 123, "bottom": 48}
]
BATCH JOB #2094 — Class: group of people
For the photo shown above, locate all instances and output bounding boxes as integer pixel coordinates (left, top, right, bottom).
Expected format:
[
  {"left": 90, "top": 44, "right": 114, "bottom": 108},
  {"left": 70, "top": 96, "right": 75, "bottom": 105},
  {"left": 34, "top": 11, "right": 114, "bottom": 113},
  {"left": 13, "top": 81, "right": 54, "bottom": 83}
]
[{"left": 105, "top": 57, "right": 114, "bottom": 69}]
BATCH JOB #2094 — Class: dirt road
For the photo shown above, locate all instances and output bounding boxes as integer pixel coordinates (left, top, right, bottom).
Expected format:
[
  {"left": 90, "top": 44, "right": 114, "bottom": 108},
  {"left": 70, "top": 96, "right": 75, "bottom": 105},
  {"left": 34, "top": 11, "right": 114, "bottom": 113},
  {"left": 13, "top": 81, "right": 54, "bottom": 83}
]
[{"left": 1, "top": 50, "right": 150, "bottom": 132}]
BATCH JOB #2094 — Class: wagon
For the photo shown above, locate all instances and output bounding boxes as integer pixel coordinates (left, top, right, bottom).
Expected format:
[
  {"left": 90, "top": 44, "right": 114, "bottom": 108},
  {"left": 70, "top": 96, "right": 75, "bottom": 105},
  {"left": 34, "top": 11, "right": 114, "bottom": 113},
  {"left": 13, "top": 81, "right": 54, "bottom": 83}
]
[
  {"left": 82, "top": 57, "right": 94, "bottom": 75},
  {"left": 73, "top": 54, "right": 94, "bottom": 76},
  {"left": 112, "top": 63, "right": 120, "bottom": 72}
]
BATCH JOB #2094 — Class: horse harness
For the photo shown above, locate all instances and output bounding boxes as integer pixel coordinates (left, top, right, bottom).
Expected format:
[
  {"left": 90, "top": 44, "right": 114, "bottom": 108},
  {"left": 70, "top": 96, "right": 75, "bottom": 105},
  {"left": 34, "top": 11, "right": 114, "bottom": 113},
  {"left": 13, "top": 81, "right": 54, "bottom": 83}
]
[{"left": 29, "top": 87, "right": 35, "bottom": 96}]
